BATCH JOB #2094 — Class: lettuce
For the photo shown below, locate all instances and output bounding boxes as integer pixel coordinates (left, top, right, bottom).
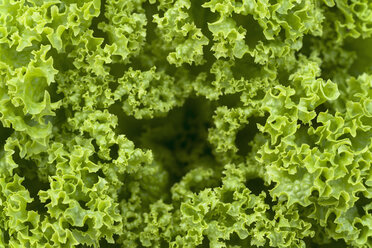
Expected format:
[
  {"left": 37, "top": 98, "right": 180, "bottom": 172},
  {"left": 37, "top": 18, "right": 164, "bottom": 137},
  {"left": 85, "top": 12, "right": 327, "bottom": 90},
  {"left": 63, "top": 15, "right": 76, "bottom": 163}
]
[{"left": 1, "top": 0, "right": 372, "bottom": 247}]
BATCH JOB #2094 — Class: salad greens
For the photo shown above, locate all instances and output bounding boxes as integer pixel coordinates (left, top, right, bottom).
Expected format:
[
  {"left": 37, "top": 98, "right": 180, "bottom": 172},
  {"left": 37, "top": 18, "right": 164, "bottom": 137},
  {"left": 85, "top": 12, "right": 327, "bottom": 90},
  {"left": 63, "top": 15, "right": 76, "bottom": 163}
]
[{"left": 1, "top": 0, "right": 372, "bottom": 247}]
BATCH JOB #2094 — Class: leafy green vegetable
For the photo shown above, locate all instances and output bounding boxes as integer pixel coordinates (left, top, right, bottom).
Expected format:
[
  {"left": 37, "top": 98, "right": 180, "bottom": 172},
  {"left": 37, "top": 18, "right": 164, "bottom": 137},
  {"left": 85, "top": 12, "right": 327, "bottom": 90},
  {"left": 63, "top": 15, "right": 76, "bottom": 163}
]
[{"left": 1, "top": 0, "right": 372, "bottom": 247}]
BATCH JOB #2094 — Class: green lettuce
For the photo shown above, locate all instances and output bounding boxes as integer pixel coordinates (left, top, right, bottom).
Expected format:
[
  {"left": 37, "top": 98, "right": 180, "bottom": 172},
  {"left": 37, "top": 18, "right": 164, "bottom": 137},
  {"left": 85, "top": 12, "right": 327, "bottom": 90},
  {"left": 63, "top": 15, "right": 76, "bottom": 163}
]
[{"left": 1, "top": 0, "right": 372, "bottom": 247}]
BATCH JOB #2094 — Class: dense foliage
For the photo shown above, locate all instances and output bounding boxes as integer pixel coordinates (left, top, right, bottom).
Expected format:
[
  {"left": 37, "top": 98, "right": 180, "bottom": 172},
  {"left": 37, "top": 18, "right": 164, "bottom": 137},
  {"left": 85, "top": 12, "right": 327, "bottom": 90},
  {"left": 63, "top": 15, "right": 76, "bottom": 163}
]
[{"left": 1, "top": 0, "right": 372, "bottom": 247}]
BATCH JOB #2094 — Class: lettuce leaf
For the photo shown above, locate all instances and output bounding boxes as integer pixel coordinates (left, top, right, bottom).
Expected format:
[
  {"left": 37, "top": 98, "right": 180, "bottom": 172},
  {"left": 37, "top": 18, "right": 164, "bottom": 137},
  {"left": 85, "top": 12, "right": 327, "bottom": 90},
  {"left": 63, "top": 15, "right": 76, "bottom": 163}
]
[{"left": 1, "top": 0, "right": 372, "bottom": 247}]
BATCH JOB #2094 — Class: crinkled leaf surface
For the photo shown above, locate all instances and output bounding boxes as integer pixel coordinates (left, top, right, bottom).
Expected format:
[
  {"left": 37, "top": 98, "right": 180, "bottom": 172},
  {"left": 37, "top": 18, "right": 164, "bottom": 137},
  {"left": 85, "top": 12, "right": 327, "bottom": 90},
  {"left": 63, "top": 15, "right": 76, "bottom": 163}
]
[{"left": 0, "top": 0, "right": 372, "bottom": 247}]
